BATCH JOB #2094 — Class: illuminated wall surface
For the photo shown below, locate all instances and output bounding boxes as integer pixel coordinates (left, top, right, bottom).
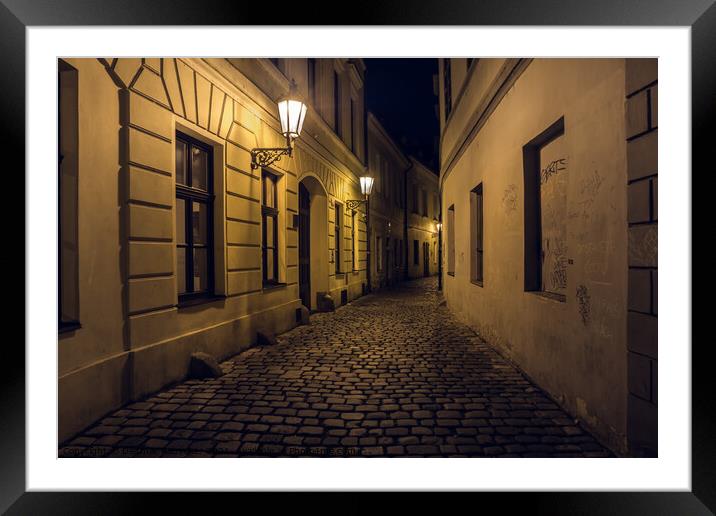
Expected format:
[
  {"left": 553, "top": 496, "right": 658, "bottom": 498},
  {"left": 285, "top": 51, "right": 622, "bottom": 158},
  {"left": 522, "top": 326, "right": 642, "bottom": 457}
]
[
  {"left": 58, "top": 58, "right": 439, "bottom": 443},
  {"left": 438, "top": 58, "right": 657, "bottom": 456},
  {"left": 58, "top": 57, "right": 655, "bottom": 457}
]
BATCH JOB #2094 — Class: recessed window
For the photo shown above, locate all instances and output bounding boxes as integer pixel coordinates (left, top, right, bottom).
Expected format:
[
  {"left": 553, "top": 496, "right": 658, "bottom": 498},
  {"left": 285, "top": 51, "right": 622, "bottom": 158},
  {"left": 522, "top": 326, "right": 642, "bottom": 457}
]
[
  {"left": 59, "top": 60, "right": 80, "bottom": 331},
  {"left": 176, "top": 133, "right": 214, "bottom": 303},
  {"left": 413, "top": 239, "right": 419, "bottom": 265},
  {"left": 523, "top": 116, "right": 567, "bottom": 301},
  {"left": 443, "top": 58, "right": 452, "bottom": 120},
  {"left": 349, "top": 98, "right": 355, "bottom": 153},
  {"left": 422, "top": 189, "right": 428, "bottom": 217},
  {"left": 447, "top": 205, "right": 455, "bottom": 275},
  {"left": 470, "top": 183, "right": 484, "bottom": 284},
  {"left": 351, "top": 210, "right": 358, "bottom": 271},
  {"left": 412, "top": 184, "right": 419, "bottom": 214},
  {"left": 335, "top": 202, "right": 343, "bottom": 274},
  {"left": 334, "top": 71, "right": 342, "bottom": 136},
  {"left": 261, "top": 170, "right": 280, "bottom": 285}
]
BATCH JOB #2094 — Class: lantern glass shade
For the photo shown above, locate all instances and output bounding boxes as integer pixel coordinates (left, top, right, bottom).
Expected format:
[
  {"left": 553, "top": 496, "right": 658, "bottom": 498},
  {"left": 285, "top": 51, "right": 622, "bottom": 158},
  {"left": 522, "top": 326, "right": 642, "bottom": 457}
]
[
  {"left": 360, "top": 176, "right": 374, "bottom": 196},
  {"left": 277, "top": 98, "right": 308, "bottom": 139}
]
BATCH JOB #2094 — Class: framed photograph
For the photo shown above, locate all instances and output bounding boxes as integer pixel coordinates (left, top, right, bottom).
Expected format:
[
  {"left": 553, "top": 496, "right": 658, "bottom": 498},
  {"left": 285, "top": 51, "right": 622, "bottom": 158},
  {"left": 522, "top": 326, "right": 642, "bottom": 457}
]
[{"left": 6, "top": 0, "right": 709, "bottom": 512}]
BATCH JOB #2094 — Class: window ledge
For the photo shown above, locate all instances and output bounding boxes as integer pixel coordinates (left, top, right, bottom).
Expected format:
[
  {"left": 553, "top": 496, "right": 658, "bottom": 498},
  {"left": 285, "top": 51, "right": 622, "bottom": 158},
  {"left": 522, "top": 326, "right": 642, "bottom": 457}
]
[
  {"left": 262, "top": 282, "right": 287, "bottom": 292},
  {"left": 471, "top": 279, "right": 484, "bottom": 287},
  {"left": 59, "top": 321, "right": 81, "bottom": 334},
  {"left": 528, "top": 291, "right": 566, "bottom": 303},
  {"left": 177, "top": 294, "right": 226, "bottom": 309},
  {"left": 447, "top": 272, "right": 455, "bottom": 277}
]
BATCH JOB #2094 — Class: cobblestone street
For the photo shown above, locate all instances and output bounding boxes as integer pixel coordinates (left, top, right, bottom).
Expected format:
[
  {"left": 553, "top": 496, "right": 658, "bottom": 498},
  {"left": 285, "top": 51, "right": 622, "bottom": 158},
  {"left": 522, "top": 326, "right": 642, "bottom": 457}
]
[{"left": 60, "top": 278, "right": 612, "bottom": 458}]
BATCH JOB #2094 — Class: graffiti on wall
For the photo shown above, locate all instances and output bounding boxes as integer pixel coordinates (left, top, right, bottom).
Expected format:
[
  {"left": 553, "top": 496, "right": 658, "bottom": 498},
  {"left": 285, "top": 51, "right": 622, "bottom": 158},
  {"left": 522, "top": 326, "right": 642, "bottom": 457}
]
[
  {"left": 543, "top": 238, "right": 568, "bottom": 290},
  {"left": 539, "top": 136, "right": 568, "bottom": 296},
  {"left": 576, "top": 284, "right": 591, "bottom": 325},
  {"left": 540, "top": 158, "right": 567, "bottom": 185},
  {"left": 570, "top": 169, "right": 605, "bottom": 222},
  {"left": 502, "top": 184, "right": 518, "bottom": 214}
]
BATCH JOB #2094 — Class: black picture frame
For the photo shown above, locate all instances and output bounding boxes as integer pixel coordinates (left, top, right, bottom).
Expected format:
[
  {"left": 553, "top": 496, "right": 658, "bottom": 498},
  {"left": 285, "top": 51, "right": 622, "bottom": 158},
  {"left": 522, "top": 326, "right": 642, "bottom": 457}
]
[{"left": 5, "top": 0, "right": 710, "bottom": 512}]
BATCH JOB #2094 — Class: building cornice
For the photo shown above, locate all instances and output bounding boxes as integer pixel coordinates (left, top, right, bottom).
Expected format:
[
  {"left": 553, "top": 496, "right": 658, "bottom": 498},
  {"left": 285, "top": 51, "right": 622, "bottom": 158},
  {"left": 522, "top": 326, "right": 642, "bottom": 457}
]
[
  {"left": 346, "top": 60, "right": 365, "bottom": 90},
  {"left": 201, "top": 58, "right": 365, "bottom": 186},
  {"left": 439, "top": 58, "right": 532, "bottom": 192},
  {"left": 367, "top": 113, "right": 411, "bottom": 168},
  {"left": 408, "top": 156, "right": 438, "bottom": 184}
]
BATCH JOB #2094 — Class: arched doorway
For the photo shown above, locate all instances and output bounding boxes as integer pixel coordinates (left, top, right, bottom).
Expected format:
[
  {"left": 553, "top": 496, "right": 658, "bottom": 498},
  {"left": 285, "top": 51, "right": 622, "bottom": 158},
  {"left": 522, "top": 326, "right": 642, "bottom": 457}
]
[{"left": 298, "top": 175, "right": 328, "bottom": 311}]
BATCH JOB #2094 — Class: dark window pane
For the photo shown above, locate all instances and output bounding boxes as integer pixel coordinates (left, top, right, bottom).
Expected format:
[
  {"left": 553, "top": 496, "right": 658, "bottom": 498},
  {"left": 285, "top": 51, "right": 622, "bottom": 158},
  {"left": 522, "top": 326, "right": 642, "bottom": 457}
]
[
  {"left": 191, "top": 146, "right": 208, "bottom": 191},
  {"left": 263, "top": 173, "right": 276, "bottom": 208},
  {"left": 267, "top": 251, "right": 275, "bottom": 282},
  {"left": 176, "top": 140, "right": 188, "bottom": 186},
  {"left": 444, "top": 58, "right": 452, "bottom": 118},
  {"left": 177, "top": 247, "right": 187, "bottom": 294},
  {"left": 176, "top": 198, "right": 186, "bottom": 244},
  {"left": 192, "top": 202, "right": 208, "bottom": 245},
  {"left": 176, "top": 132, "right": 215, "bottom": 300},
  {"left": 193, "top": 247, "right": 208, "bottom": 292},
  {"left": 475, "top": 251, "right": 483, "bottom": 282},
  {"left": 334, "top": 71, "right": 342, "bottom": 136},
  {"left": 265, "top": 215, "right": 275, "bottom": 247},
  {"left": 335, "top": 205, "right": 342, "bottom": 273}
]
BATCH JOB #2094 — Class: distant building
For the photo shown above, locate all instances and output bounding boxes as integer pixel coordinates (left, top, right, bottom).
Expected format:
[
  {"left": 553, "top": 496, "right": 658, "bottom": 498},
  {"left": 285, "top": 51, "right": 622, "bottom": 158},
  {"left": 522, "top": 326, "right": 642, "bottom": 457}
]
[
  {"left": 367, "top": 114, "right": 440, "bottom": 290},
  {"left": 437, "top": 58, "right": 658, "bottom": 456},
  {"left": 366, "top": 113, "right": 411, "bottom": 289},
  {"left": 406, "top": 157, "right": 440, "bottom": 280}
]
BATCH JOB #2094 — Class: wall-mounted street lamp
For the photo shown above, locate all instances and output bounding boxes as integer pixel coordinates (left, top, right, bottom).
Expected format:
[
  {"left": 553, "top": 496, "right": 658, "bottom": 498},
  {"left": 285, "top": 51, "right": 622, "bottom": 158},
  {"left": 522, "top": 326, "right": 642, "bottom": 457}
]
[
  {"left": 251, "top": 79, "right": 307, "bottom": 170},
  {"left": 346, "top": 175, "right": 375, "bottom": 293},
  {"left": 346, "top": 176, "right": 374, "bottom": 210}
]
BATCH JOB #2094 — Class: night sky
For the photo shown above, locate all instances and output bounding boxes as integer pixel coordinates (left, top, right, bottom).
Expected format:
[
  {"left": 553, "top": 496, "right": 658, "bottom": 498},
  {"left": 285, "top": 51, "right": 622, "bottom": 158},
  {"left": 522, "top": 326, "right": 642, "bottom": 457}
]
[{"left": 364, "top": 59, "right": 439, "bottom": 172}]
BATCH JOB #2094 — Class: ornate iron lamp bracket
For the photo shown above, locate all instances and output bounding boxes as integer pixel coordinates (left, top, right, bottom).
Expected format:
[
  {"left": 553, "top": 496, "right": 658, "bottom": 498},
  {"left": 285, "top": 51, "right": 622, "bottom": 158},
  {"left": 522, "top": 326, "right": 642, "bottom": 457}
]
[
  {"left": 345, "top": 199, "right": 367, "bottom": 211},
  {"left": 250, "top": 147, "right": 292, "bottom": 170}
]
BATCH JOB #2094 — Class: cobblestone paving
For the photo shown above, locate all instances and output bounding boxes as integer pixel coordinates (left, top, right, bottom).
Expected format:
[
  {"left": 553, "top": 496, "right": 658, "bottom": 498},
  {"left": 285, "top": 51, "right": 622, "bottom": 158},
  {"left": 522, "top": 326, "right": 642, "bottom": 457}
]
[{"left": 60, "top": 277, "right": 612, "bottom": 458}]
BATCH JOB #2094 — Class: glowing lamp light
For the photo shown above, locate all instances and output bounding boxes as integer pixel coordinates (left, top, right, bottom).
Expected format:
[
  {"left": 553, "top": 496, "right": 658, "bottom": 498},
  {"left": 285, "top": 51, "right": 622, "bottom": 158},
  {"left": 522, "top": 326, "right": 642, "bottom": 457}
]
[
  {"left": 250, "top": 79, "right": 307, "bottom": 170},
  {"left": 436, "top": 222, "right": 443, "bottom": 231},
  {"left": 277, "top": 96, "right": 307, "bottom": 140},
  {"left": 360, "top": 176, "right": 375, "bottom": 196}
]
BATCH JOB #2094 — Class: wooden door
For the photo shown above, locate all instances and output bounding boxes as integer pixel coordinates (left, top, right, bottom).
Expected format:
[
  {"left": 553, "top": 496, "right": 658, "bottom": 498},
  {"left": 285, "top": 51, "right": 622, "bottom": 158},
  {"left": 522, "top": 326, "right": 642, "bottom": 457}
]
[{"left": 298, "top": 183, "right": 311, "bottom": 309}]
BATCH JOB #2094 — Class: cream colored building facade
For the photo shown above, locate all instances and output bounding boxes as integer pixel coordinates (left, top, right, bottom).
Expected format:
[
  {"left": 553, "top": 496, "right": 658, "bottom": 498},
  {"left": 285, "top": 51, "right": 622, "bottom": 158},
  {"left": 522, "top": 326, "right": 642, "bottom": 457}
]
[
  {"left": 366, "top": 114, "right": 440, "bottom": 289},
  {"left": 366, "top": 113, "right": 410, "bottom": 289},
  {"left": 438, "top": 58, "right": 658, "bottom": 455},
  {"left": 58, "top": 57, "right": 370, "bottom": 442},
  {"left": 406, "top": 158, "right": 440, "bottom": 279}
]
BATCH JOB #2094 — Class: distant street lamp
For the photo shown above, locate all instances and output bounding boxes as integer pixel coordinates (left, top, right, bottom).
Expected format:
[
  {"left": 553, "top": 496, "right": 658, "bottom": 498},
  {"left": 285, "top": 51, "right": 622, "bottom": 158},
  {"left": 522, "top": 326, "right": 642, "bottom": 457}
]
[
  {"left": 347, "top": 175, "right": 374, "bottom": 293},
  {"left": 436, "top": 222, "right": 443, "bottom": 291},
  {"left": 251, "top": 79, "right": 307, "bottom": 170}
]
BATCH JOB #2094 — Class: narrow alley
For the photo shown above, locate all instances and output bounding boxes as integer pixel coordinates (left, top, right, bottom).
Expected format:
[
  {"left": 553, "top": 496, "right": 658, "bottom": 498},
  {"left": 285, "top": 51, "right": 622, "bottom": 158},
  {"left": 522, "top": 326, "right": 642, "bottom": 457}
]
[{"left": 60, "top": 278, "right": 611, "bottom": 458}]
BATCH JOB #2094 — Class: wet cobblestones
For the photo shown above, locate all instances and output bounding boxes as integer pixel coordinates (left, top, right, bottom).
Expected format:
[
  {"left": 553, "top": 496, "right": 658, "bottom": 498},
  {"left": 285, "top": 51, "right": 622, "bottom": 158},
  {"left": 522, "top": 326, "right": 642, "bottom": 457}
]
[{"left": 60, "top": 278, "right": 612, "bottom": 458}]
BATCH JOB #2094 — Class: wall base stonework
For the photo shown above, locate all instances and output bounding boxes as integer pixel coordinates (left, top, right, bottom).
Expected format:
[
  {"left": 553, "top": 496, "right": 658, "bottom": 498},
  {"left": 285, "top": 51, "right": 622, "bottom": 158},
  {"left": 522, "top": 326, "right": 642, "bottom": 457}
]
[{"left": 59, "top": 299, "right": 299, "bottom": 443}]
